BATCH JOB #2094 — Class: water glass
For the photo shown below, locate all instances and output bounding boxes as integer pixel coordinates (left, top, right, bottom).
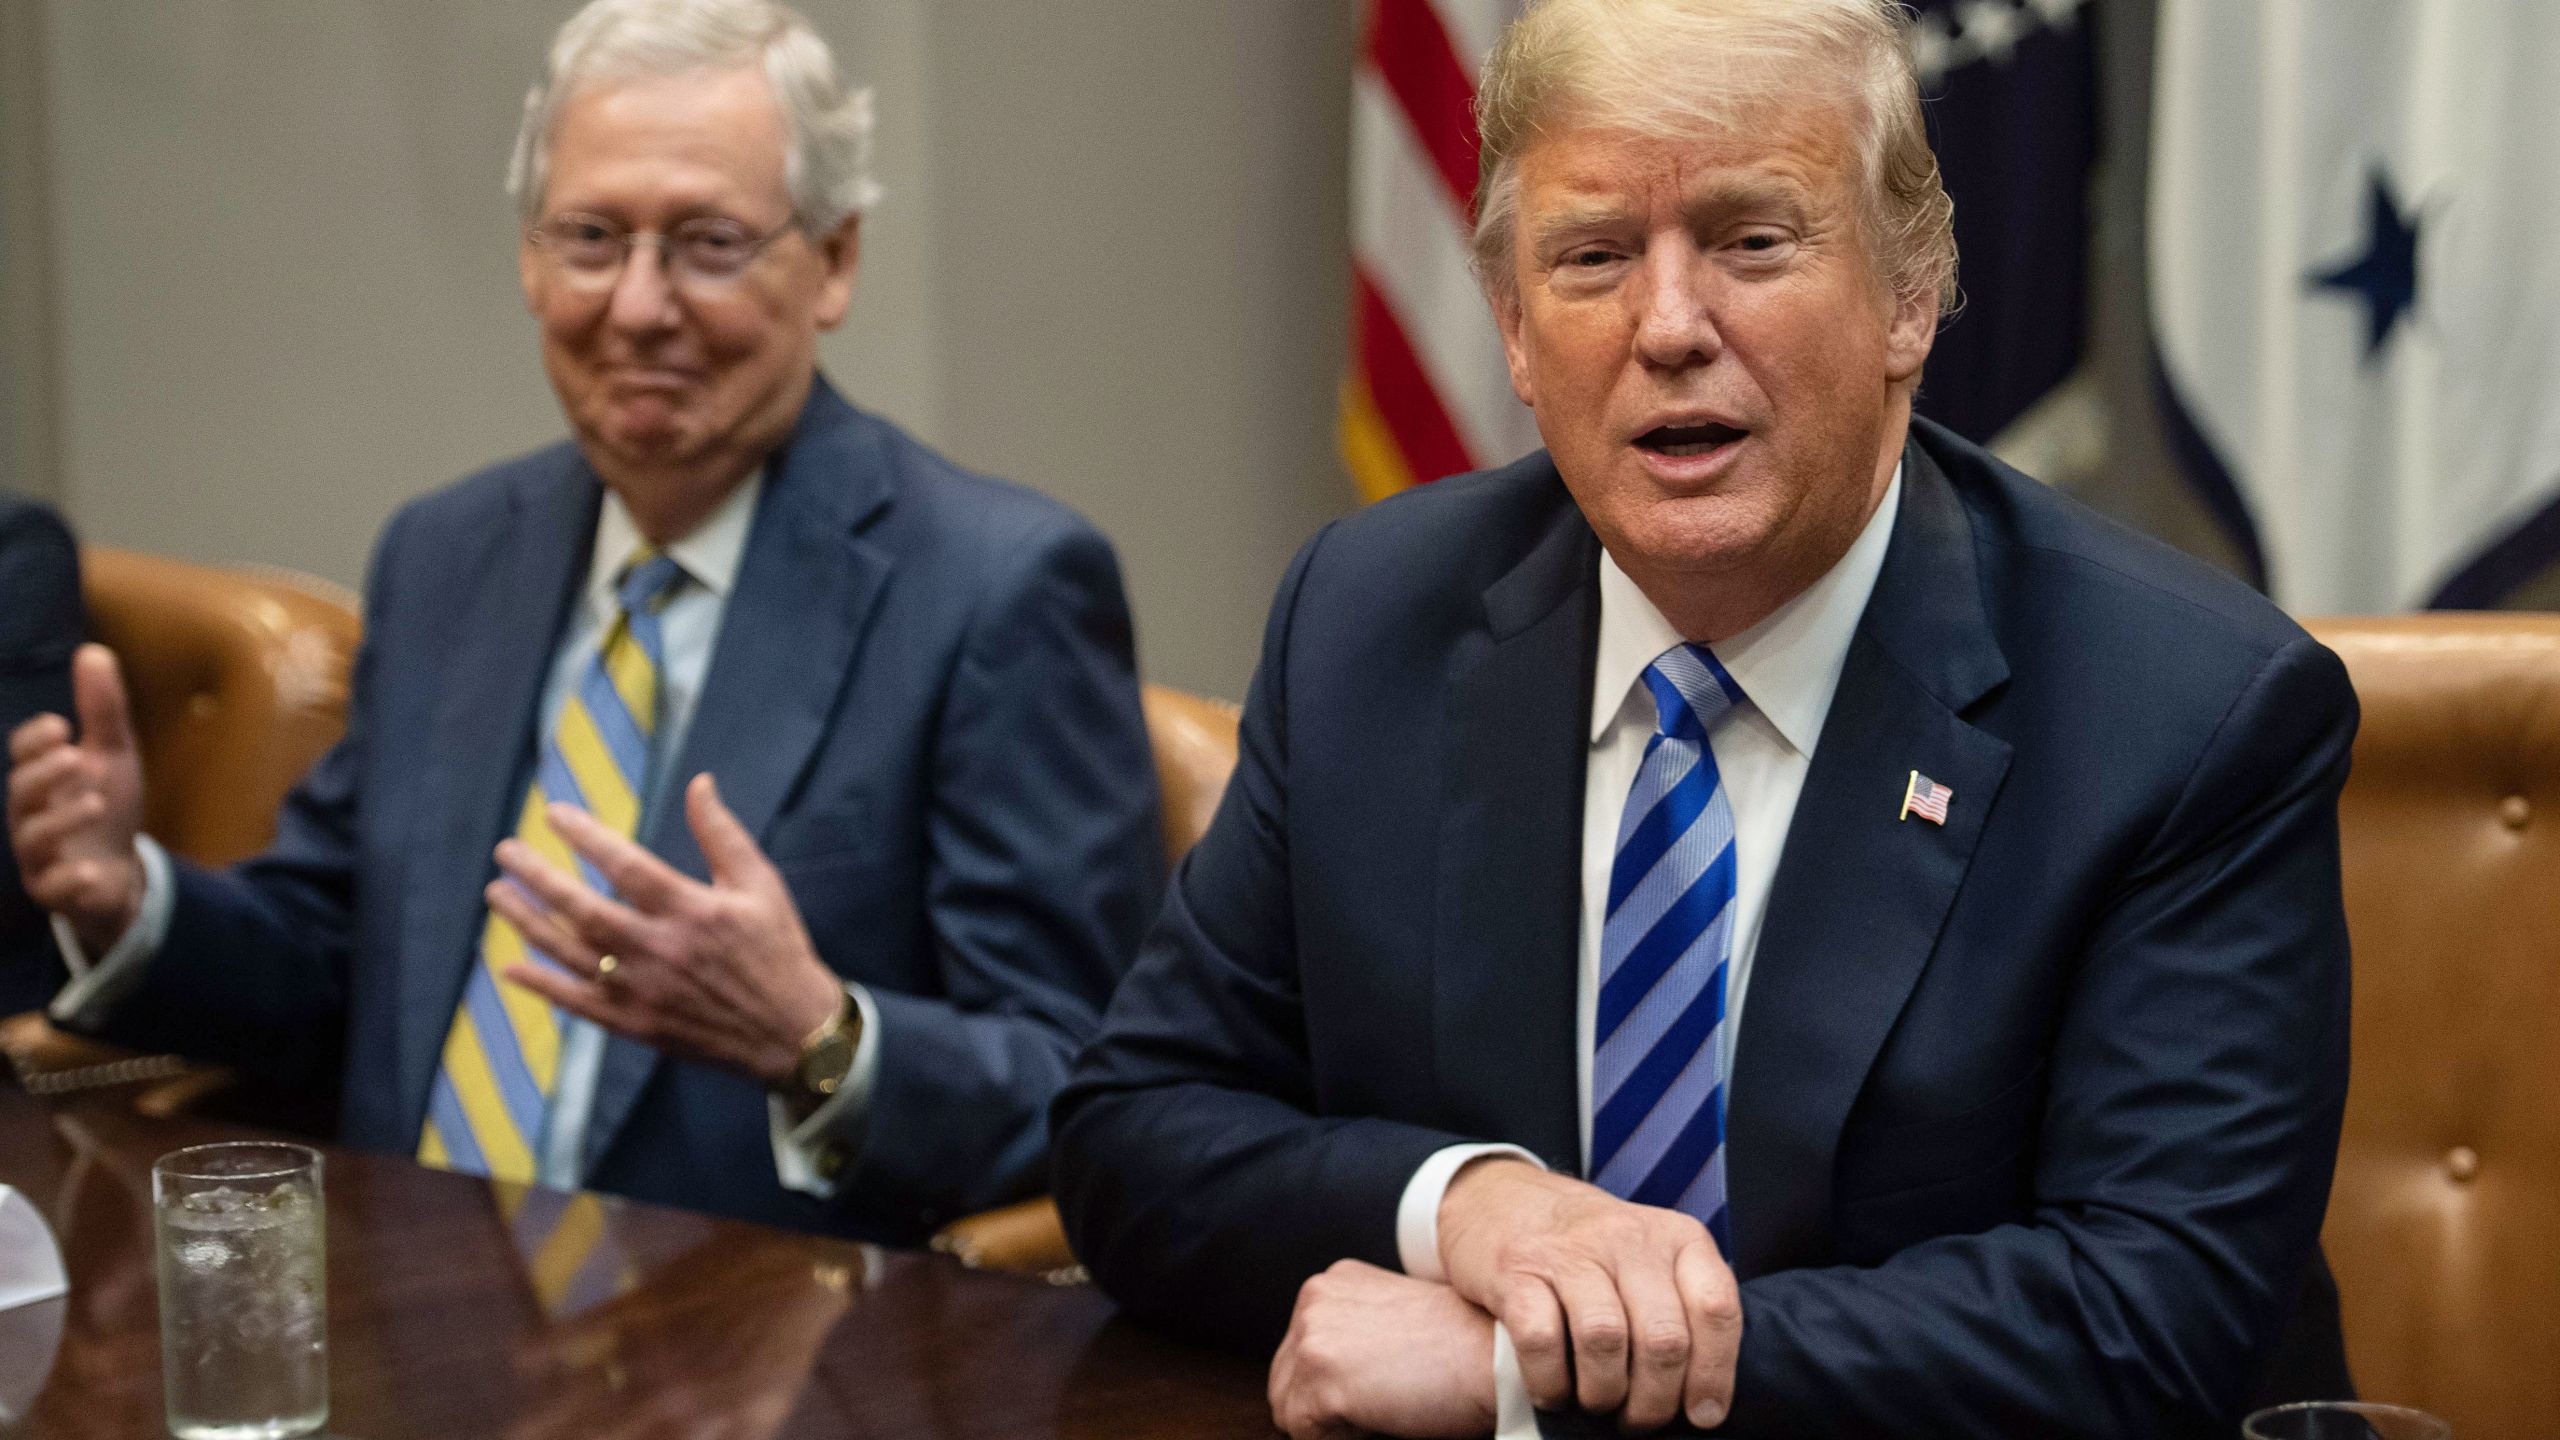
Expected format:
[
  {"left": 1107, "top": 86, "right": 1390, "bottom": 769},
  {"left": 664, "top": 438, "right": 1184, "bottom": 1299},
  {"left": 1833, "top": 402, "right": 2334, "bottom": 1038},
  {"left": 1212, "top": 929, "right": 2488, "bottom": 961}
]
[
  {"left": 152, "top": 1143, "right": 328, "bottom": 1440},
  {"left": 2243, "top": 1401, "right": 2451, "bottom": 1439}
]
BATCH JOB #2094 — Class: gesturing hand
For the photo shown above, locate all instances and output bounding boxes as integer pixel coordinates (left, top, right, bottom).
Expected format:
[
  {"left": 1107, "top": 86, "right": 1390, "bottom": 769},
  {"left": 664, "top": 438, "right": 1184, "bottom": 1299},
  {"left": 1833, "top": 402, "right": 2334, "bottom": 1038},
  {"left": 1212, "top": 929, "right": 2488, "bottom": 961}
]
[
  {"left": 1267, "top": 1259, "right": 1497, "bottom": 1440},
  {"left": 1438, "top": 1159, "right": 1741, "bottom": 1430},
  {"left": 7, "top": 645, "right": 148, "bottom": 955},
  {"left": 491, "top": 772, "right": 846, "bottom": 1085}
]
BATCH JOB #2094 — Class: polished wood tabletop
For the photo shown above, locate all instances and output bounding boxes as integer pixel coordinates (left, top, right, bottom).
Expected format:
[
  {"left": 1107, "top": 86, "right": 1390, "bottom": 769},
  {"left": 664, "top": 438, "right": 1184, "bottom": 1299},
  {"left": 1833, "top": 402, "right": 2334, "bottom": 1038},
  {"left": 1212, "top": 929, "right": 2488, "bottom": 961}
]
[{"left": 0, "top": 1082, "right": 1269, "bottom": 1438}]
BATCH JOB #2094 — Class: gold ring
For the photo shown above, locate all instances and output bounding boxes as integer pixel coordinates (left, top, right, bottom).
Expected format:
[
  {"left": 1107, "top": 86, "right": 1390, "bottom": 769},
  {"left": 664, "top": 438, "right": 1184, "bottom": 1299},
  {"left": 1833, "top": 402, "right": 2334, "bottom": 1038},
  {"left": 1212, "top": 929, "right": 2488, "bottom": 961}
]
[{"left": 595, "top": 954, "right": 620, "bottom": 982}]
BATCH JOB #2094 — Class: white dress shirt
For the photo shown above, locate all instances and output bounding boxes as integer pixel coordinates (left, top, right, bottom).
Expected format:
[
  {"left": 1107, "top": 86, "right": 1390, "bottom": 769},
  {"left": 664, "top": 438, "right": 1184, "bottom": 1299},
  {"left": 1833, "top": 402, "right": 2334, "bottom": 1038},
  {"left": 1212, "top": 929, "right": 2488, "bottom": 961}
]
[
  {"left": 1392, "top": 468, "right": 1903, "bottom": 1436},
  {"left": 51, "top": 473, "right": 877, "bottom": 1196}
]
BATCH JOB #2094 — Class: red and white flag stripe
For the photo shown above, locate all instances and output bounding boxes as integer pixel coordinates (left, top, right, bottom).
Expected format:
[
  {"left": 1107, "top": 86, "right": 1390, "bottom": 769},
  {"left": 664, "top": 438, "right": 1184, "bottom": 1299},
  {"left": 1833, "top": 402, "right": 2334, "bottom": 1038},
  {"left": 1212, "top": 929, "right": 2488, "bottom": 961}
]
[{"left": 1342, "top": 0, "right": 1542, "bottom": 502}]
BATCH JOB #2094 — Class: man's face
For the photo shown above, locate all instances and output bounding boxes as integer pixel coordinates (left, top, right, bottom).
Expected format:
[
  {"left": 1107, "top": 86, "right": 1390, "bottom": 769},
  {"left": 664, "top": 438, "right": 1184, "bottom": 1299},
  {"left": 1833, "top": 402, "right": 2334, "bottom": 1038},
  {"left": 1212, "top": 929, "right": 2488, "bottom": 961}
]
[
  {"left": 520, "top": 66, "right": 857, "bottom": 483},
  {"left": 1494, "top": 100, "right": 1934, "bottom": 616}
]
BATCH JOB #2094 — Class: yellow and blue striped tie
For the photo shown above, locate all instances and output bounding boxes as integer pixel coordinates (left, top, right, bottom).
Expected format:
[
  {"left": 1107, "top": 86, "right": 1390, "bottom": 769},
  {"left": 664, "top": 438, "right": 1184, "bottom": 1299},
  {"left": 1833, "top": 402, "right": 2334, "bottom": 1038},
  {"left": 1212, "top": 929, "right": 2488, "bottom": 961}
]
[{"left": 419, "top": 549, "right": 689, "bottom": 1183}]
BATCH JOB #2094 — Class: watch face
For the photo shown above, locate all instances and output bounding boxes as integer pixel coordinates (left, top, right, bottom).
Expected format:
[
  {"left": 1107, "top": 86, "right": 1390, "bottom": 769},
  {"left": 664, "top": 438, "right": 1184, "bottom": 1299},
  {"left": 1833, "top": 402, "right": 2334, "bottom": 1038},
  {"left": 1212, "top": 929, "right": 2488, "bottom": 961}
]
[{"left": 801, "top": 1028, "right": 856, "bottom": 1095}]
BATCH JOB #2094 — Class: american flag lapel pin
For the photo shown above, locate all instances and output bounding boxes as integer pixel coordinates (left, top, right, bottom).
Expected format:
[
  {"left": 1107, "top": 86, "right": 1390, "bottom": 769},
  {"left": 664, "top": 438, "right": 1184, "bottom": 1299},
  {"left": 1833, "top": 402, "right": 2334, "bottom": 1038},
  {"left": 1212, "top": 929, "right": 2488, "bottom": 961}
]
[{"left": 1900, "top": 770, "right": 1952, "bottom": 825}]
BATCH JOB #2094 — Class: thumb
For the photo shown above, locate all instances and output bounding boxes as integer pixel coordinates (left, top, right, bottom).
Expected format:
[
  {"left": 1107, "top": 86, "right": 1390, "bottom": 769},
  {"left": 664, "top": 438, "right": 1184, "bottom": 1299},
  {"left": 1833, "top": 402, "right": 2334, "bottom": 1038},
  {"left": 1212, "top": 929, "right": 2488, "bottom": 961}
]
[
  {"left": 684, "top": 773, "right": 769, "bottom": 888},
  {"left": 72, "top": 644, "right": 136, "bottom": 756}
]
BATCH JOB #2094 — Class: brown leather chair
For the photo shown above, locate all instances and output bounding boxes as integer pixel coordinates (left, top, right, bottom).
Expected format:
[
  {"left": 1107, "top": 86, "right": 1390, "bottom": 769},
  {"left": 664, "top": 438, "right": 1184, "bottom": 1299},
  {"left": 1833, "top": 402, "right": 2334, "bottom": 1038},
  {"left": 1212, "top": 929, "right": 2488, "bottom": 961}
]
[
  {"left": 0, "top": 548, "right": 361, "bottom": 1111},
  {"left": 931, "top": 683, "right": 1242, "bottom": 1276},
  {"left": 2304, "top": 615, "right": 2560, "bottom": 1440}
]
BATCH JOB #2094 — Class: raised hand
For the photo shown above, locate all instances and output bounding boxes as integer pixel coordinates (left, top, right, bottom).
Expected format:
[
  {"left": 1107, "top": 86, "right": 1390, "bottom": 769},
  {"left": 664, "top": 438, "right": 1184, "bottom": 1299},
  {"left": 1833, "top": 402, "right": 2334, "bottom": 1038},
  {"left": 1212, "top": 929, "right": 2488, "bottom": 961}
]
[
  {"left": 7, "top": 645, "right": 147, "bottom": 954},
  {"left": 491, "top": 772, "right": 845, "bottom": 1084}
]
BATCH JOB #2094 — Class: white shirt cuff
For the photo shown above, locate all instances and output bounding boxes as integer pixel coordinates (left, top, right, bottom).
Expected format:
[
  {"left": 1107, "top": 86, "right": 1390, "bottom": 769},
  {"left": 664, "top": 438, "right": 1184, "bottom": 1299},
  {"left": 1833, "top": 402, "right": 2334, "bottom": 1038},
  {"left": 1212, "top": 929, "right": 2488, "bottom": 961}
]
[
  {"left": 1394, "top": 1142, "right": 1544, "bottom": 1280},
  {"left": 769, "top": 980, "right": 882, "bottom": 1198},
  {"left": 1493, "top": 1321, "right": 1539, "bottom": 1439},
  {"left": 47, "top": 835, "right": 174, "bottom": 1026}
]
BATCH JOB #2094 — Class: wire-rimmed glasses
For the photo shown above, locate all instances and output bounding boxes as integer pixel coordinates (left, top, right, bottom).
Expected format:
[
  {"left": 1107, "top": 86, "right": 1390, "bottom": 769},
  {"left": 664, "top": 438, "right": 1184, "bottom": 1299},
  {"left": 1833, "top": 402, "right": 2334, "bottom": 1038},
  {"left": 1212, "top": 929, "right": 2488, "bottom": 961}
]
[{"left": 526, "top": 211, "right": 800, "bottom": 291}]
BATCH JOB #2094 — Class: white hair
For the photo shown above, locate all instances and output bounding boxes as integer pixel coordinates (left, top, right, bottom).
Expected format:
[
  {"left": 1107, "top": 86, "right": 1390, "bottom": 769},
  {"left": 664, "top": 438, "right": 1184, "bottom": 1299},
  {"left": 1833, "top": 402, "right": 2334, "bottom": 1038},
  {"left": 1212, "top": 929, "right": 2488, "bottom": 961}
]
[{"left": 507, "top": 0, "right": 881, "bottom": 232}]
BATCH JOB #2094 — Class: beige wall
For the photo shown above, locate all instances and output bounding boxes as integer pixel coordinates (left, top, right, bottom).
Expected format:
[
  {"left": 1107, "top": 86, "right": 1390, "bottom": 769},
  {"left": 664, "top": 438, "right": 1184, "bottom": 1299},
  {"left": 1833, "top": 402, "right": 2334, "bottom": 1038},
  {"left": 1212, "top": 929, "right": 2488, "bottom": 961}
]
[{"left": 10, "top": 0, "right": 1356, "bottom": 698}]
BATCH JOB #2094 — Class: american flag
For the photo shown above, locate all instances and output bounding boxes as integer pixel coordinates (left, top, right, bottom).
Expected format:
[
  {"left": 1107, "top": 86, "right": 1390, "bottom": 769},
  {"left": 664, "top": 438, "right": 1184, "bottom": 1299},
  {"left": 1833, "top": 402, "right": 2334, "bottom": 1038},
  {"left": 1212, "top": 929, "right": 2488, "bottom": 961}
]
[
  {"left": 1902, "top": 770, "right": 1954, "bottom": 826},
  {"left": 1340, "top": 0, "right": 1542, "bottom": 502}
]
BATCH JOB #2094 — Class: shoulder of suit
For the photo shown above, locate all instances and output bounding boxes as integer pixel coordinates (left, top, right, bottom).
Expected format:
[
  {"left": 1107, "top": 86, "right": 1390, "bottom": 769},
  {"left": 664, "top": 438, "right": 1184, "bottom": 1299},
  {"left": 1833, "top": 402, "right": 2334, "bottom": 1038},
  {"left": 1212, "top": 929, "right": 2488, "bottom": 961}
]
[
  {"left": 0, "top": 492, "right": 74, "bottom": 552},
  {"left": 1916, "top": 419, "right": 2313, "bottom": 664},
  {"left": 842, "top": 406, "right": 1116, "bottom": 565},
  {"left": 384, "top": 435, "right": 587, "bottom": 540},
  {"left": 1298, "top": 451, "right": 1573, "bottom": 588}
]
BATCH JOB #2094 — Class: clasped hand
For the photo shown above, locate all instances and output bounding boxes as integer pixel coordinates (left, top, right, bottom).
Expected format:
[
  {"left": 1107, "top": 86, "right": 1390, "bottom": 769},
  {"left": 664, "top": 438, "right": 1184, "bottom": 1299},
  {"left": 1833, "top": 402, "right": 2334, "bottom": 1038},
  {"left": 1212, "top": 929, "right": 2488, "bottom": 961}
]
[
  {"left": 1268, "top": 1160, "right": 1741, "bottom": 1439},
  {"left": 489, "top": 772, "right": 845, "bottom": 1086},
  {"left": 1440, "top": 1159, "right": 1741, "bottom": 1431}
]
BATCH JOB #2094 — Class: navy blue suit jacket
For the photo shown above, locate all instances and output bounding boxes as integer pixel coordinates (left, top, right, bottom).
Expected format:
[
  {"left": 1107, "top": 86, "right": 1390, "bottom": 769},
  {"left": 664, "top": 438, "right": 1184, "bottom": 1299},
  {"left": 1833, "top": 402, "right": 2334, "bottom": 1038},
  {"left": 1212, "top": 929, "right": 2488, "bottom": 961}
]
[
  {"left": 0, "top": 495, "right": 83, "bottom": 1015},
  {"left": 88, "top": 380, "right": 1163, "bottom": 1242},
  {"left": 1056, "top": 420, "right": 2354, "bottom": 1437}
]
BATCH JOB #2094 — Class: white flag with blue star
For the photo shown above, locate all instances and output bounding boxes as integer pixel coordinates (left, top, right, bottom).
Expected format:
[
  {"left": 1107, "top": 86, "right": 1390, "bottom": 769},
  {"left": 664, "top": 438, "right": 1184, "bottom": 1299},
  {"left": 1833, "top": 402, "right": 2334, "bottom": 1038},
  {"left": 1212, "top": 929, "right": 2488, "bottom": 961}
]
[{"left": 2148, "top": 0, "right": 2560, "bottom": 611}]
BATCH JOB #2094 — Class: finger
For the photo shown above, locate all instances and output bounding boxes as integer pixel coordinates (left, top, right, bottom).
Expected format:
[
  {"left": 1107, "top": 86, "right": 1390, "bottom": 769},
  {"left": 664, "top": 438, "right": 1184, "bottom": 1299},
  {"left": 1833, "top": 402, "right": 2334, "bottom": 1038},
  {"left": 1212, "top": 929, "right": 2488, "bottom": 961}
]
[
  {"left": 71, "top": 645, "right": 135, "bottom": 756},
  {"left": 7, "top": 742, "right": 89, "bottom": 824},
  {"left": 503, "top": 958, "right": 623, "bottom": 1031},
  {"left": 1614, "top": 1256, "right": 1692, "bottom": 1432},
  {"left": 485, "top": 881, "right": 606, "bottom": 977},
  {"left": 1675, "top": 1240, "right": 1743, "bottom": 1429},
  {"left": 1552, "top": 1260, "right": 1634, "bottom": 1414},
  {"left": 11, "top": 788, "right": 111, "bottom": 864},
  {"left": 546, "top": 803, "right": 689, "bottom": 913},
  {"left": 9, "top": 711, "right": 70, "bottom": 767},
  {"left": 1499, "top": 1276, "right": 1574, "bottom": 1410},
  {"left": 685, "top": 773, "right": 773, "bottom": 889},
  {"left": 494, "top": 837, "right": 653, "bottom": 955}
]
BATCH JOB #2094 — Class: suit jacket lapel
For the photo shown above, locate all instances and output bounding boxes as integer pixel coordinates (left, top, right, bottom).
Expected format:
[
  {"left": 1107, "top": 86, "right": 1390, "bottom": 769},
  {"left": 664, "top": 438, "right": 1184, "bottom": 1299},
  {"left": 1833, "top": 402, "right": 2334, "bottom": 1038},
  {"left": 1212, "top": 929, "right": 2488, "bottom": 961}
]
[
  {"left": 395, "top": 457, "right": 600, "bottom": 1136},
  {"left": 1725, "top": 439, "right": 2014, "bottom": 1278},
  {"left": 583, "top": 379, "right": 898, "bottom": 1171},
  {"left": 1432, "top": 473, "right": 1598, "bottom": 1173}
]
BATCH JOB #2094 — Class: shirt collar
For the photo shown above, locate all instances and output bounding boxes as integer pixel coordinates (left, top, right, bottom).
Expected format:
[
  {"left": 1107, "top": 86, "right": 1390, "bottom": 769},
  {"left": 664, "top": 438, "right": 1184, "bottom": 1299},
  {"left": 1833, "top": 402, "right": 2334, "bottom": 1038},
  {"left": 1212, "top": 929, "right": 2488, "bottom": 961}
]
[
  {"left": 1590, "top": 463, "right": 1904, "bottom": 756},
  {"left": 587, "top": 471, "right": 763, "bottom": 610}
]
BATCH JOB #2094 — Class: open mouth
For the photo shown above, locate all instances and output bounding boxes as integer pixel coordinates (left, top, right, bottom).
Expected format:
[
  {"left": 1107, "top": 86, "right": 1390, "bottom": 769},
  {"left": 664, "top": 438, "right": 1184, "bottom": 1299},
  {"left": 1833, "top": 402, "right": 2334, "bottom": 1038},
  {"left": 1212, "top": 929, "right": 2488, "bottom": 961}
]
[{"left": 1635, "top": 421, "right": 1747, "bottom": 458}]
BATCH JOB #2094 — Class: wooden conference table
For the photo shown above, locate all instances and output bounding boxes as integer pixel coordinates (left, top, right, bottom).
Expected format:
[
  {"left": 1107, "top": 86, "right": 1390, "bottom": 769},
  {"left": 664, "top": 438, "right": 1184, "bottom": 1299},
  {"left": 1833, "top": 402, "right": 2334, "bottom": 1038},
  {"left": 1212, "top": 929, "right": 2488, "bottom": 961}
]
[{"left": 0, "top": 1082, "right": 1268, "bottom": 1438}]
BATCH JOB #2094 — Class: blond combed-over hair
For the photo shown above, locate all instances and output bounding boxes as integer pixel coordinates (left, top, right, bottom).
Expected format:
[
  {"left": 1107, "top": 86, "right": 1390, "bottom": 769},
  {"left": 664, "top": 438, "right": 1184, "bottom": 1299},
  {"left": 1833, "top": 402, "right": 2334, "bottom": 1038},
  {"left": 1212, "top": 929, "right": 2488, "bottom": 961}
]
[{"left": 1471, "top": 0, "right": 1957, "bottom": 316}]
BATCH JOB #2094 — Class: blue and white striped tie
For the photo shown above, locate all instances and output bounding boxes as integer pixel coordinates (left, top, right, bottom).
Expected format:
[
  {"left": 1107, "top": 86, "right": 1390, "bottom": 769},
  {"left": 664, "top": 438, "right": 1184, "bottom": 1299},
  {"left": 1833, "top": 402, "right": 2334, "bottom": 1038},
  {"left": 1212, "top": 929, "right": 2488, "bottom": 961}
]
[{"left": 1591, "top": 643, "right": 1744, "bottom": 1252}]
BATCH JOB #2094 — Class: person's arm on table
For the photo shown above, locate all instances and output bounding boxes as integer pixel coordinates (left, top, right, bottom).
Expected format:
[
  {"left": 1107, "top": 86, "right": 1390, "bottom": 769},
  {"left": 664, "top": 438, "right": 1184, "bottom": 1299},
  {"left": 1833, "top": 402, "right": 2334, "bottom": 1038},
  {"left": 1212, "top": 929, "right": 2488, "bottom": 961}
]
[{"left": 1054, "top": 526, "right": 1486, "bottom": 1348}]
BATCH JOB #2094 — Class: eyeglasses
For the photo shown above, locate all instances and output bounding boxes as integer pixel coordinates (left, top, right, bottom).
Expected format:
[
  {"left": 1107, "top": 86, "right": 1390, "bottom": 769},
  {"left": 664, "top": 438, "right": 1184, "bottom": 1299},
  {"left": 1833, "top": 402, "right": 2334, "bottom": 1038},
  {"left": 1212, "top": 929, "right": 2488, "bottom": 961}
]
[{"left": 527, "top": 212, "right": 799, "bottom": 289}]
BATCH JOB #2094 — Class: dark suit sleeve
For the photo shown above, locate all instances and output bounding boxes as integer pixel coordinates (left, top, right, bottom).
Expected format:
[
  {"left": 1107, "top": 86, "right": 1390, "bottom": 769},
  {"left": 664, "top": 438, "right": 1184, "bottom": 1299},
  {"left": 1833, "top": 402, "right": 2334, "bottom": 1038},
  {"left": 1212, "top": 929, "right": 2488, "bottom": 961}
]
[
  {"left": 76, "top": 517, "right": 403, "bottom": 1089},
  {"left": 1544, "top": 635, "right": 2358, "bottom": 1440},
  {"left": 841, "top": 515, "right": 1165, "bottom": 1222},
  {"left": 0, "top": 499, "right": 84, "bottom": 1013},
  {"left": 1054, "top": 526, "right": 1484, "bottom": 1349}
]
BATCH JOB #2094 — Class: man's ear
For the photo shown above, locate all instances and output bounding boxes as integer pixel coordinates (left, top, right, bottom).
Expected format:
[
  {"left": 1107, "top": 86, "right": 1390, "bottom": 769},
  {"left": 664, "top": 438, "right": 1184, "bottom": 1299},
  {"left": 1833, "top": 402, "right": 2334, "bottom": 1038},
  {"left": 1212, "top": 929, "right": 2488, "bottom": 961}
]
[
  {"left": 813, "top": 216, "right": 861, "bottom": 331},
  {"left": 1883, "top": 283, "right": 1938, "bottom": 385},
  {"left": 1494, "top": 288, "right": 1537, "bottom": 410}
]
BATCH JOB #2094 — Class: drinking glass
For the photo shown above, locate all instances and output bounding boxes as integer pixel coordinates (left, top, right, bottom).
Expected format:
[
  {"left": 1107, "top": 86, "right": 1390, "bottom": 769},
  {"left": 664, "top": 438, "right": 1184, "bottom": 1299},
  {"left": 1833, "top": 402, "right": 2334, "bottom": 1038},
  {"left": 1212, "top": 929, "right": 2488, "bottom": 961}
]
[
  {"left": 152, "top": 1143, "right": 327, "bottom": 1440},
  {"left": 2243, "top": 1401, "right": 2451, "bottom": 1440}
]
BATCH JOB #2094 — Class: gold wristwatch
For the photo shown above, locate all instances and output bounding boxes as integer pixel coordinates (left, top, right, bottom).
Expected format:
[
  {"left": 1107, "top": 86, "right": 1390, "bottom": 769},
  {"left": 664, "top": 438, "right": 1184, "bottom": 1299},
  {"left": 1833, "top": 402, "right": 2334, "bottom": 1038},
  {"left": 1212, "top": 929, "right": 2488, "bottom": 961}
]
[{"left": 784, "top": 987, "right": 860, "bottom": 1120}]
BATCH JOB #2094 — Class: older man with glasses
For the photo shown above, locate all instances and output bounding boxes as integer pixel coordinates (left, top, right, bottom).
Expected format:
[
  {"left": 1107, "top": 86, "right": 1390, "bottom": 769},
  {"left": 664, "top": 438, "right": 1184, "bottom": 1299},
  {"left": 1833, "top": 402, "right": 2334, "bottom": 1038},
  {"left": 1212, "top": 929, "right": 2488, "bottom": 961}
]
[{"left": 7, "top": 0, "right": 1161, "bottom": 1243}]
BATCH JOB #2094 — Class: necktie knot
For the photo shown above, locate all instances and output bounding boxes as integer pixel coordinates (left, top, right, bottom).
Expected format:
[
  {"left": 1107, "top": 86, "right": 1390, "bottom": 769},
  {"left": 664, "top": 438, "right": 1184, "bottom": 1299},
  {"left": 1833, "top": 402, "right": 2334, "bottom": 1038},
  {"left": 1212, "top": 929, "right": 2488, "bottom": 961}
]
[
  {"left": 1641, "top": 644, "right": 1743, "bottom": 744},
  {"left": 614, "top": 550, "right": 690, "bottom": 617}
]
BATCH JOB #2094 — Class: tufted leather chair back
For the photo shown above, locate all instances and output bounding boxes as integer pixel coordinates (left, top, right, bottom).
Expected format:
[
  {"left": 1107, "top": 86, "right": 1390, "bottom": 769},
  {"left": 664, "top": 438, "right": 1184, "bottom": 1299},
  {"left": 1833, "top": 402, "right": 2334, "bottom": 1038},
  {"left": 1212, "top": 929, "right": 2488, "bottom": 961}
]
[
  {"left": 1139, "top": 684, "right": 1242, "bottom": 865},
  {"left": 82, "top": 547, "right": 362, "bottom": 865},
  {"left": 2305, "top": 615, "right": 2560, "bottom": 1440}
]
